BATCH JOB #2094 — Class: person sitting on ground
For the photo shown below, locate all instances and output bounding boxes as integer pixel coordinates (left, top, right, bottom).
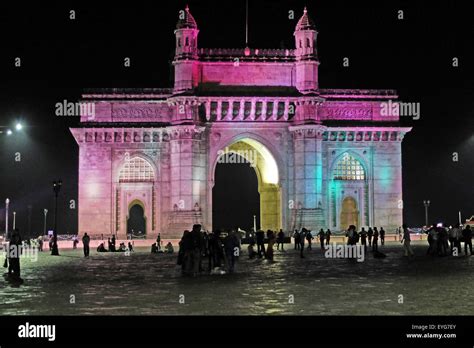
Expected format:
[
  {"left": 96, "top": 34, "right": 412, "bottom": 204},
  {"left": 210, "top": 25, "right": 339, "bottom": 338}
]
[
  {"left": 97, "top": 243, "right": 107, "bottom": 252},
  {"left": 151, "top": 243, "right": 158, "bottom": 253},
  {"left": 164, "top": 242, "right": 174, "bottom": 254}
]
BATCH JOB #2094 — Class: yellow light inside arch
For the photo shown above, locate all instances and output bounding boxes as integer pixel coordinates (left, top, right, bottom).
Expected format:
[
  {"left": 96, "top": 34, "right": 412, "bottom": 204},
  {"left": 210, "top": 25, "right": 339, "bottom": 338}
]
[{"left": 241, "top": 139, "right": 279, "bottom": 184}]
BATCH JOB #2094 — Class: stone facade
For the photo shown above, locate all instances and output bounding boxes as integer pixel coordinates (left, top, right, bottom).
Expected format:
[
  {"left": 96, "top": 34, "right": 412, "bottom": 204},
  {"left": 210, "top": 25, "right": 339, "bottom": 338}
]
[{"left": 71, "top": 6, "right": 411, "bottom": 239}]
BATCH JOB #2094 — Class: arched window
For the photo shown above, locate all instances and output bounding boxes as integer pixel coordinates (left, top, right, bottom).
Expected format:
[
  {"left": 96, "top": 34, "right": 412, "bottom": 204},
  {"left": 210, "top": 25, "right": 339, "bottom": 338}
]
[
  {"left": 178, "top": 38, "right": 181, "bottom": 47},
  {"left": 333, "top": 153, "right": 365, "bottom": 180},
  {"left": 119, "top": 157, "right": 155, "bottom": 183},
  {"left": 185, "top": 37, "right": 189, "bottom": 46},
  {"left": 306, "top": 38, "right": 311, "bottom": 48}
]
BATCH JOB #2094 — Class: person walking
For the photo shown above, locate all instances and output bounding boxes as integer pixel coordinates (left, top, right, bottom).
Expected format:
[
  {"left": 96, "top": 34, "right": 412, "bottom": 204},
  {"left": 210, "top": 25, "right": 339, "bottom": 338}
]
[
  {"left": 82, "top": 233, "right": 91, "bottom": 257},
  {"left": 359, "top": 227, "right": 367, "bottom": 251},
  {"left": 367, "top": 227, "right": 374, "bottom": 248},
  {"left": 306, "top": 230, "right": 314, "bottom": 250},
  {"left": 8, "top": 228, "right": 22, "bottom": 280},
  {"left": 380, "top": 227, "right": 385, "bottom": 246},
  {"left": 277, "top": 229, "right": 285, "bottom": 251},
  {"left": 325, "top": 229, "right": 331, "bottom": 246},
  {"left": 462, "top": 225, "right": 472, "bottom": 256},
  {"left": 401, "top": 224, "right": 414, "bottom": 257},
  {"left": 293, "top": 230, "right": 300, "bottom": 250},
  {"left": 317, "top": 229, "right": 325, "bottom": 250},
  {"left": 372, "top": 227, "right": 379, "bottom": 251},
  {"left": 299, "top": 228, "right": 307, "bottom": 258},
  {"left": 256, "top": 229, "right": 266, "bottom": 258}
]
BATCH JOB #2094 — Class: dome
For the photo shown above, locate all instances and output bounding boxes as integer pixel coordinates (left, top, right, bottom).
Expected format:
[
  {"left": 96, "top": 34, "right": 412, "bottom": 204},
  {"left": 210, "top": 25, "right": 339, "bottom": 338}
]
[
  {"left": 176, "top": 5, "right": 198, "bottom": 29},
  {"left": 295, "top": 7, "right": 316, "bottom": 31}
]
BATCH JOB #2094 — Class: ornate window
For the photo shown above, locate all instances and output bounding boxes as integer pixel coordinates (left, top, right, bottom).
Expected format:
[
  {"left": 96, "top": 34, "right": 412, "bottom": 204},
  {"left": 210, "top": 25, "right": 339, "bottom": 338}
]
[
  {"left": 333, "top": 153, "right": 365, "bottom": 180},
  {"left": 119, "top": 157, "right": 154, "bottom": 183}
]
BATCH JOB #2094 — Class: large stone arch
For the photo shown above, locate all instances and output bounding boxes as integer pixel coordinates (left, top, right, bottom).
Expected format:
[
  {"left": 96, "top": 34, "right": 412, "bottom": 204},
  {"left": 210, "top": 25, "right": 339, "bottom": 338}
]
[{"left": 209, "top": 131, "right": 285, "bottom": 232}]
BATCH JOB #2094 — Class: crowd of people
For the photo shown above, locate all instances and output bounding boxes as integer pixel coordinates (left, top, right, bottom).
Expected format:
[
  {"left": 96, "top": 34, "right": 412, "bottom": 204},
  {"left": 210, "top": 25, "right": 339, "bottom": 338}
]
[
  {"left": 424, "top": 223, "right": 472, "bottom": 257},
  {"left": 177, "top": 224, "right": 242, "bottom": 276}
]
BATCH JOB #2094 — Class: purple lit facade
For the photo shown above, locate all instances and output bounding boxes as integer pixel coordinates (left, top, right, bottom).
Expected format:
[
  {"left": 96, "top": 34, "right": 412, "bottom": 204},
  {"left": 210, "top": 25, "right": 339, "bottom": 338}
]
[{"left": 71, "top": 7, "right": 411, "bottom": 239}]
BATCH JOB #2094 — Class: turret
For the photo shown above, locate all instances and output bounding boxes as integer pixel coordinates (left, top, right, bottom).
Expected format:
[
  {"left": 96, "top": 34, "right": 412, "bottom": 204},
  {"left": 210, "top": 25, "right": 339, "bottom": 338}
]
[{"left": 294, "top": 7, "right": 319, "bottom": 93}]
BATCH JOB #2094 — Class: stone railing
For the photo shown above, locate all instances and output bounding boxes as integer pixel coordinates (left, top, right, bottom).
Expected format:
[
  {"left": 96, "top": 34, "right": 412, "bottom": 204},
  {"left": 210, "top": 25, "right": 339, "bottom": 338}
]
[
  {"left": 199, "top": 48, "right": 296, "bottom": 61},
  {"left": 200, "top": 97, "right": 296, "bottom": 122}
]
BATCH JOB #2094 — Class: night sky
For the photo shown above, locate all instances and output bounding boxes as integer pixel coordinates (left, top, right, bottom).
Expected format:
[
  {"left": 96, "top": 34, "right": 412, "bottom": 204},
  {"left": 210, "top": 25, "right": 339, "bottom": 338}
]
[{"left": 0, "top": 1, "right": 473, "bottom": 237}]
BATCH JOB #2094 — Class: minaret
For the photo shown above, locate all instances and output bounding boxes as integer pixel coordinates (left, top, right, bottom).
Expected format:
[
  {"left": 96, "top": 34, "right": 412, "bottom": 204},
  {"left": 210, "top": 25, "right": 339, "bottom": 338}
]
[
  {"left": 173, "top": 5, "right": 199, "bottom": 92},
  {"left": 294, "top": 7, "right": 319, "bottom": 93}
]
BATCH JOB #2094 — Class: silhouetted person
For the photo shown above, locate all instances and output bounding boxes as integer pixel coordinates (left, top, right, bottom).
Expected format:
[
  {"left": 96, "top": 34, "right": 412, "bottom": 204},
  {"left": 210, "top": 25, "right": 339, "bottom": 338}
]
[
  {"left": 359, "top": 228, "right": 367, "bottom": 251},
  {"left": 462, "top": 225, "right": 472, "bottom": 256},
  {"left": 82, "top": 233, "right": 90, "bottom": 257},
  {"left": 372, "top": 227, "right": 379, "bottom": 251},
  {"left": 266, "top": 230, "right": 275, "bottom": 260},
  {"left": 293, "top": 230, "right": 300, "bottom": 250},
  {"left": 128, "top": 242, "right": 133, "bottom": 252},
  {"left": 317, "top": 229, "right": 325, "bottom": 250},
  {"left": 107, "top": 238, "right": 113, "bottom": 252},
  {"left": 190, "top": 224, "right": 204, "bottom": 276},
  {"left": 325, "top": 229, "right": 331, "bottom": 246},
  {"left": 306, "top": 230, "right": 314, "bottom": 250},
  {"left": 8, "top": 228, "right": 22, "bottom": 280},
  {"left": 367, "top": 227, "right": 373, "bottom": 247},
  {"left": 97, "top": 243, "right": 107, "bottom": 252},
  {"left": 277, "top": 229, "right": 285, "bottom": 251},
  {"left": 111, "top": 235, "right": 116, "bottom": 251},
  {"left": 380, "top": 227, "right": 385, "bottom": 246},
  {"left": 165, "top": 242, "right": 174, "bottom": 253},
  {"left": 299, "top": 228, "right": 307, "bottom": 258},
  {"left": 151, "top": 243, "right": 158, "bottom": 253},
  {"left": 224, "top": 230, "right": 240, "bottom": 272},
  {"left": 256, "top": 229, "right": 266, "bottom": 258},
  {"left": 401, "top": 224, "right": 414, "bottom": 257},
  {"left": 156, "top": 233, "right": 161, "bottom": 251}
]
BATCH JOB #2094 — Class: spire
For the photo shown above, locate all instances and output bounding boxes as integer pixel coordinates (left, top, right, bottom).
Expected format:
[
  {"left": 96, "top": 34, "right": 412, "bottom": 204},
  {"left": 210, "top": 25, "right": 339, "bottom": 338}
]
[
  {"left": 176, "top": 5, "right": 198, "bottom": 29},
  {"left": 295, "top": 6, "right": 316, "bottom": 31}
]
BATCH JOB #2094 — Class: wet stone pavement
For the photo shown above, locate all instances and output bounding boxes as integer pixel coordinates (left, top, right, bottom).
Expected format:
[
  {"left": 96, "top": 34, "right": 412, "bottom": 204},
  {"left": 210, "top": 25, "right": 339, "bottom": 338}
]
[{"left": 1, "top": 241, "right": 473, "bottom": 315}]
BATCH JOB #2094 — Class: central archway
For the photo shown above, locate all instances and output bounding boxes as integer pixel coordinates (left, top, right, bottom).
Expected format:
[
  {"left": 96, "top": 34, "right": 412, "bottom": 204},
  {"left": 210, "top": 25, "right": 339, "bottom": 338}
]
[
  {"left": 212, "top": 137, "right": 282, "bottom": 232},
  {"left": 127, "top": 201, "right": 147, "bottom": 237}
]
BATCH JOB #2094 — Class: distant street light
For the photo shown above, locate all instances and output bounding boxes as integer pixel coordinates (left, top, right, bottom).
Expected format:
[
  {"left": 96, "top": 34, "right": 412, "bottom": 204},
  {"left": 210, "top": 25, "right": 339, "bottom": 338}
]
[
  {"left": 423, "top": 200, "right": 431, "bottom": 226},
  {"left": 6, "top": 129, "right": 12, "bottom": 135},
  {"left": 43, "top": 209, "right": 48, "bottom": 238},
  {"left": 15, "top": 123, "right": 23, "bottom": 131},
  {"left": 51, "top": 180, "right": 62, "bottom": 256},
  {"left": 5, "top": 198, "right": 10, "bottom": 241},
  {"left": 13, "top": 211, "right": 16, "bottom": 230}
]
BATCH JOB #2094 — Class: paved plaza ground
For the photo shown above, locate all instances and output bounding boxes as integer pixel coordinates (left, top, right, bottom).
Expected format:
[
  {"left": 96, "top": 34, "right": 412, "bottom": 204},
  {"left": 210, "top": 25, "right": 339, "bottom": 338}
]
[{"left": 1, "top": 241, "right": 473, "bottom": 315}]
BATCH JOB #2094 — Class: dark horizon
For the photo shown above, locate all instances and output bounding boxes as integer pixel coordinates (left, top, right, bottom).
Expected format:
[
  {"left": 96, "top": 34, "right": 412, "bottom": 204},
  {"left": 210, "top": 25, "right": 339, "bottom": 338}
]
[{"left": 0, "top": 0, "right": 473, "bottom": 237}]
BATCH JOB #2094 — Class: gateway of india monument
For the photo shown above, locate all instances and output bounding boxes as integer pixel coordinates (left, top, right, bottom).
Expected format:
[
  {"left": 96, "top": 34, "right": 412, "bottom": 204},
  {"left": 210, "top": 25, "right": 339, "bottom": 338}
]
[{"left": 71, "top": 6, "right": 411, "bottom": 239}]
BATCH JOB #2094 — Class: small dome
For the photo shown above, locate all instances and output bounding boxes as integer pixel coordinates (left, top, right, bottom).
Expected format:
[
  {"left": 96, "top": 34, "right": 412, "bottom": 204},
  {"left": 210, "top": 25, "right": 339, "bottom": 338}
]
[
  {"left": 176, "top": 5, "right": 198, "bottom": 29},
  {"left": 295, "top": 7, "right": 316, "bottom": 31}
]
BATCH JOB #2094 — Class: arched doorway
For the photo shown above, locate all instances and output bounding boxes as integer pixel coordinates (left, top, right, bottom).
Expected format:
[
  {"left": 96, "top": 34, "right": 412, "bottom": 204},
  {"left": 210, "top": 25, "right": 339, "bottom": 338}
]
[
  {"left": 340, "top": 197, "right": 359, "bottom": 230},
  {"left": 213, "top": 153, "right": 260, "bottom": 231},
  {"left": 212, "top": 138, "right": 281, "bottom": 232},
  {"left": 127, "top": 202, "right": 147, "bottom": 238}
]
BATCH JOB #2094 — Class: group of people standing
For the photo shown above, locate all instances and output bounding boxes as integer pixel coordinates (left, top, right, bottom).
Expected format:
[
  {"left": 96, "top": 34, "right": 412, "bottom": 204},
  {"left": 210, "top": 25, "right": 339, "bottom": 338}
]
[
  {"left": 350, "top": 226, "right": 386, "bottom": 251},
  {"left": 425, "top": 224, "right": 472, "bottom": 256},
  {"left": 177, "top": 224, "right": 241, "bottom": 276}
]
